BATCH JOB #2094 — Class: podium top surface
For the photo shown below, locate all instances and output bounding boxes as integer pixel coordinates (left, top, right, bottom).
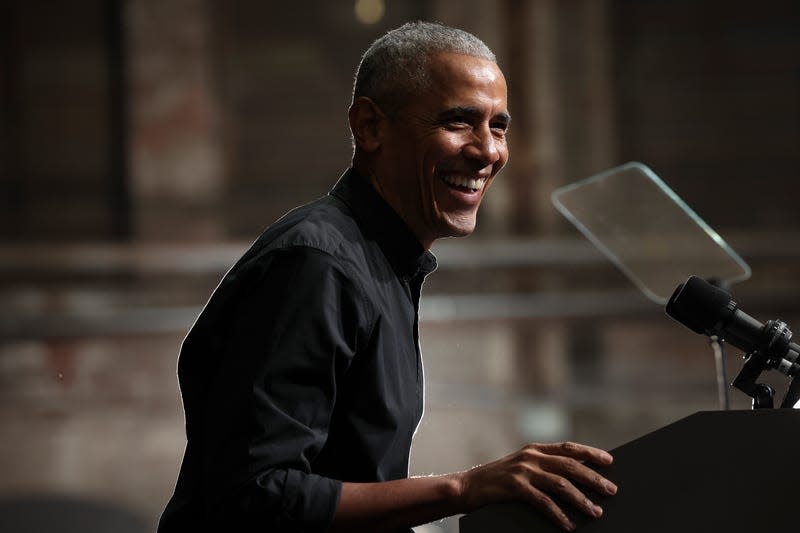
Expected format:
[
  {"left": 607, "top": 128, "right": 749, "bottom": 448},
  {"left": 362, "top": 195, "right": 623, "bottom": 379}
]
[{"left": 460, "top": 409, "right": 800, "bottom": 533}]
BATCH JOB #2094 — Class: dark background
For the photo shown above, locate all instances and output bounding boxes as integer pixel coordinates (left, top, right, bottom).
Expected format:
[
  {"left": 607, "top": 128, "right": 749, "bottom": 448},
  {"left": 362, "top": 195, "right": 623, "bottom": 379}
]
[{"left": 1, "top": 1, "right": 798, "bottom": 531}]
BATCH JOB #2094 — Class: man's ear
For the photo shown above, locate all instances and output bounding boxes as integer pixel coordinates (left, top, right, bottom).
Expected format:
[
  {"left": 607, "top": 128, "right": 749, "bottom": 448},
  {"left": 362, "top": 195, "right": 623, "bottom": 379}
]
[{"left": 349, "top": 97, "right": 385, "bottom": 153}]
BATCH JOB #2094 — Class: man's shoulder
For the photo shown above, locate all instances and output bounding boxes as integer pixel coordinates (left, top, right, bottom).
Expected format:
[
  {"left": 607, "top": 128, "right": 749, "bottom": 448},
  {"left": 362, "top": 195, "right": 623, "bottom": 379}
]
[
  {"left": 240, "top": 195, "right": 370, "bottom": 272},
  {"left": 266, "top": 196, "right": 361, "bottom": 253}
]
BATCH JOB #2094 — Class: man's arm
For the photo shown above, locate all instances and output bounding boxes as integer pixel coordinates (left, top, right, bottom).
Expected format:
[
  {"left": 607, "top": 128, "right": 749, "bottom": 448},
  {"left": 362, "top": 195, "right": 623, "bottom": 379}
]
[
  {"left": 193, "top": 245, "right": 615, "bottom": 532},
  {"left": 194, "top": 246, "right": 367, "bottom": 530},
  {"left": 332, "top": 442, "right": 617, "bottom": 533}
]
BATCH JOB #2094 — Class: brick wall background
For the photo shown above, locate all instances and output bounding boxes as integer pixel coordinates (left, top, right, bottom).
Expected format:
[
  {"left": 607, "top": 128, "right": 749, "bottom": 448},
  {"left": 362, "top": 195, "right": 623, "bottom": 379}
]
[{"left": 2, "top": 1, "right": 799, "bottom": 531}]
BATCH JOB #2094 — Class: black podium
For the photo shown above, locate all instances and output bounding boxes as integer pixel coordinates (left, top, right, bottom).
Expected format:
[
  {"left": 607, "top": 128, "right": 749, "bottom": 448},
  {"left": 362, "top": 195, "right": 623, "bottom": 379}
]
[{"left": 460, "top": 410, "right": 800, "bottom": 532}]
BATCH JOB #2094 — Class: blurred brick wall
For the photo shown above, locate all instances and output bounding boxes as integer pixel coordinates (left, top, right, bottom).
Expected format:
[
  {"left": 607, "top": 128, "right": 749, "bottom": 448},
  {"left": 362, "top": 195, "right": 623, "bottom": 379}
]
[{"left": 1, "top": 1, "right": 799, "bottom": 531}]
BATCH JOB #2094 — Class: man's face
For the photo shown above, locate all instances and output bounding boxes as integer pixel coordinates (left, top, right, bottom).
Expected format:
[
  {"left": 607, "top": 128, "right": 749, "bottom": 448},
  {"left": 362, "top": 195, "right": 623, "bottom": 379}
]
[{"left": 370, "top": 52, "right": 510, "bottom": 248}]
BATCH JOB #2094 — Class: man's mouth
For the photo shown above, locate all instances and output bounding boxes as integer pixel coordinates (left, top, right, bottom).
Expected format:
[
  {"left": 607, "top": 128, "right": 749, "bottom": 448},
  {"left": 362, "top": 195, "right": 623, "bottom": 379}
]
[{"left": 440, "top": 174, "right": 486, "bottom": 193}]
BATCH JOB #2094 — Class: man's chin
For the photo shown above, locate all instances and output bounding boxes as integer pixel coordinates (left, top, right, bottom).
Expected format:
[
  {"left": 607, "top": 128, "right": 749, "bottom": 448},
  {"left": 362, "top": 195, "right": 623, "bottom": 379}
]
[{"left": 437, "top": 217, "right": 477, "bottom": 240}]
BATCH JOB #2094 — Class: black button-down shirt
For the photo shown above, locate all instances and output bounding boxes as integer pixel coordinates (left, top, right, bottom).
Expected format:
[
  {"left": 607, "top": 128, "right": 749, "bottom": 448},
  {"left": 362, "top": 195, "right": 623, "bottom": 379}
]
[{"left": 158, "top": 169, "right": 437, "bottom": 532}]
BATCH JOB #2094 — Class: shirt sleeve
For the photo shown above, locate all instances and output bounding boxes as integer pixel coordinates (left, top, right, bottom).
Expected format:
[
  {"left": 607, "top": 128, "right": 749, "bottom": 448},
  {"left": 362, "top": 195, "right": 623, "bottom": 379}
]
[{"left": 197, "top": 245, "right": 371, "bottom": 531}]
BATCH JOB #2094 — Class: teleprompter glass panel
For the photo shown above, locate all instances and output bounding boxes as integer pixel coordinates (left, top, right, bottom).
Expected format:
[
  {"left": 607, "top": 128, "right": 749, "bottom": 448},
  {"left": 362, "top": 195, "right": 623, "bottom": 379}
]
[{"left": 551, "top": 162, "right": 751, "bottom": 304}]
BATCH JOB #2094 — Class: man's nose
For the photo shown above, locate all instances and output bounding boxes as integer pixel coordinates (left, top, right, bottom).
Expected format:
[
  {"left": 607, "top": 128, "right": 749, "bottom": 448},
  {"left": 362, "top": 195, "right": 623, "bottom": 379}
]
[{"left": 465, "top": 126, "right": 501, "bottom": 167}]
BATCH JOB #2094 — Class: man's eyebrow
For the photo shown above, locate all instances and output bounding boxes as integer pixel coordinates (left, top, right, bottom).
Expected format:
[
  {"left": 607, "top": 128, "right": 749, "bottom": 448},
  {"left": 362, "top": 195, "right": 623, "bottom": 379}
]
[{"left": 437, "top": 106, "right": 512, "bottom": 125}]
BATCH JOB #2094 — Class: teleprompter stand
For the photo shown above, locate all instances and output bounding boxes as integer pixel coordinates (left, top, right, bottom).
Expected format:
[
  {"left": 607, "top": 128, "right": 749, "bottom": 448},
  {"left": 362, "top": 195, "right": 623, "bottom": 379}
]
[{"left": 459, "top": 409, "right": 800, "bottom": 533}]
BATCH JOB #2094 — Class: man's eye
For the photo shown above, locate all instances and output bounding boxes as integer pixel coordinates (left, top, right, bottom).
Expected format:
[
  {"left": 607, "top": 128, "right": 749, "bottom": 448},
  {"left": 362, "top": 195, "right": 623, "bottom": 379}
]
[{"left": 491, "top": 125, "right": 508, "bottom": 137}]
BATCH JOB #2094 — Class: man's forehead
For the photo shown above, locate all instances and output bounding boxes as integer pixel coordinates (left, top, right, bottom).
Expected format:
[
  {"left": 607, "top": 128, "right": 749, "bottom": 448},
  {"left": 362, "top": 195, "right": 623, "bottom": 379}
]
[
  {"left": 426, "top": 54, "right": 506, "bottom": 94},
  {"left": 425, "top": 57, "right": 508, "bottom": 112}
]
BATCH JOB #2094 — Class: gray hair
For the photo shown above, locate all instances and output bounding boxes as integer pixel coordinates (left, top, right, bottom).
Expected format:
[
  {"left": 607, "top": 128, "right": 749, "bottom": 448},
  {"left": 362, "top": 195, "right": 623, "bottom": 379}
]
[{"left": 353, "top": 21, "right": 496, "bottom": 112}]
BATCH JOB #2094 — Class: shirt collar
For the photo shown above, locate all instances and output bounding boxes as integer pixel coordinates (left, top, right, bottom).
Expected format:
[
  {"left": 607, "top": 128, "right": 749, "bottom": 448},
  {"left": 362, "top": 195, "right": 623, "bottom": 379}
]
[{"left": 330, "top": 168, "right": 437, "bottom": 281}]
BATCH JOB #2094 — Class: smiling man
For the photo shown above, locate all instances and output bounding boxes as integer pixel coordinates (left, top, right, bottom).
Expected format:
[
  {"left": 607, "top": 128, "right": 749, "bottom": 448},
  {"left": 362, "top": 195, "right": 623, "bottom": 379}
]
[
  {"left": 351, "top": 47, "right": 510, "bottom": 247},
  {"left": 158, "top": 22, "right": 616, "bottom": 533}
]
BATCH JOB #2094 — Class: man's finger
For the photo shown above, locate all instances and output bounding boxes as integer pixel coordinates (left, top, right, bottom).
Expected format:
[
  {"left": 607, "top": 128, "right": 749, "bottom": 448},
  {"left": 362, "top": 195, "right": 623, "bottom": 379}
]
[
  {"left": 534, "top": 441, "right": 614, "bottom": 465},
  {"left": 537, "top": 452, "right": 618, "bottom": 496},
  {"left": 525, "top": 485, "right": 576, "bottom": 532},
  {"left": 531, "top": 470, "right": 604, "bottom": 519}
]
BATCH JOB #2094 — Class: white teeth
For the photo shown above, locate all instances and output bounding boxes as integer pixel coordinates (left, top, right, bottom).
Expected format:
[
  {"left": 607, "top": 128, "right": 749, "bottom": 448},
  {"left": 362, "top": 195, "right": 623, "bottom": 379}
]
[{"left": 442, "top": 174, "right": 485, "bottom": 191}]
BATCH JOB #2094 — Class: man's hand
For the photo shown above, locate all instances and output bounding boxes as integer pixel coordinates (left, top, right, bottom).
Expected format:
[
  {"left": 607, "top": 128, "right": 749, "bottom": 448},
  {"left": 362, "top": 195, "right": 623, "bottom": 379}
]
[
  {"left": 333, "top": 442, "right": 617, "bottom": 532},
  {"left": 454, "top": 442, "right": 617, "bottom": 531}
]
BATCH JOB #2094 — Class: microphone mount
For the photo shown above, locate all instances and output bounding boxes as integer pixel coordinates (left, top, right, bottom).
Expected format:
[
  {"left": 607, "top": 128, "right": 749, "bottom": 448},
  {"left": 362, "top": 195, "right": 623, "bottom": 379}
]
[
  {"left": 667, "top": 276, "right": 800, "bottom": 409},
  {"left": 731, "top": 318, "right": 800, "bottom": 409}
]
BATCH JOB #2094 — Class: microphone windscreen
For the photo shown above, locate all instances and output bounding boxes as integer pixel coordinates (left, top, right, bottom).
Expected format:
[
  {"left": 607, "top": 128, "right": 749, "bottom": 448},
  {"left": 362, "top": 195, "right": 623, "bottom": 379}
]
[{"left": 666, "top": 276, "right": 733, "bottom": 335}]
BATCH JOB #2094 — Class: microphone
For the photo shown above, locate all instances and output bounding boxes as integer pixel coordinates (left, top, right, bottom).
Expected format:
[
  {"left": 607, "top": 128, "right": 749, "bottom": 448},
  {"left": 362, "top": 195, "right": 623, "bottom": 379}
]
[{"left": 666, "top": 276, "right": 800, "bottom": 373}]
